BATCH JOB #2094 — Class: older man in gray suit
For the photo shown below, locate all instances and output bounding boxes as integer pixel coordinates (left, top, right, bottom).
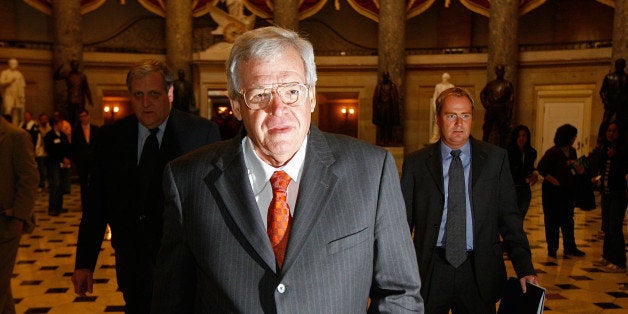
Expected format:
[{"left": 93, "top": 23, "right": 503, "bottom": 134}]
[{"left": 151, "top": 26, "right": 423, "bottom": 313}]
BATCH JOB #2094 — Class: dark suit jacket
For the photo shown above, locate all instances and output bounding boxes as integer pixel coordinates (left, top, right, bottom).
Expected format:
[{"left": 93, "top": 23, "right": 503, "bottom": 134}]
[
  {"left": 71, "top": 123, "right": 99, "bottom": 171},
  {"left": 401, "top": 137, "right": 535, "bottom": 304},
  {"left": 152, "top": 126, "right": 423, "bottom": 313},
  {"left": 0, "top": 117, "right": 38, "bottom": 224},
  {"left": 74, "top": 109, "right": 220, "bottom": 274}
]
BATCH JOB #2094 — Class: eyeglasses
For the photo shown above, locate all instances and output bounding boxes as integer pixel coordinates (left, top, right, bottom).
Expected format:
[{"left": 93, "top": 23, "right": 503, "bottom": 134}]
[
  {"left": 443, "top": 113, "right": 472, "bottom": 122},
  {"left": 240, "top": 82, "right": 310, "bottom": 110}
]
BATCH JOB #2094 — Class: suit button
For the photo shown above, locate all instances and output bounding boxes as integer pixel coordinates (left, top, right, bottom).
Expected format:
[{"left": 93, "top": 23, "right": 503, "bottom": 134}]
[
  {"left": 277, "top": 283, "right": 286, "bottom": 294},
  {"left": 138, "top": 214, "right": 147, "bottom": 221}
]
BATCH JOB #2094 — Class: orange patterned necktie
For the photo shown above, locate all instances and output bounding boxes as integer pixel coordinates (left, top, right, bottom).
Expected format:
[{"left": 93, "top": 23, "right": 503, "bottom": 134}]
[{"left": 267, "top": 170, "right": 292, "bottom": 268}]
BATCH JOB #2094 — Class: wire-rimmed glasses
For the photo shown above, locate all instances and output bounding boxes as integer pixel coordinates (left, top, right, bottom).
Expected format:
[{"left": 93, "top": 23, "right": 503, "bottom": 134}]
[{"left": 240, "top": 82, "right": 310, "bottom": 110}]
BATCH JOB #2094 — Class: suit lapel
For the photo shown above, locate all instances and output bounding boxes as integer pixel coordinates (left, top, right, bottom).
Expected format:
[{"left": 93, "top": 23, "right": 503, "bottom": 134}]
[
  {"left": 426, "top": 142, "right": 444, "bottom": 197},
  {"left": 281, "top": 127, "right": 338, "bottom": 273},
  {"left": 470, "top": 137, "right": 487, "bottom": 189},
  {"left": 470, "top": 138, "right": 489, "bottom": 239},
  {"left": 205, "top": 137, "right": 277, "bottom": 271},
  {"left": 160, "top": 111, "right": 183, "bottom": 161},
  {"left": 121, "top": 117, "right": 139, "bottom": 171}
]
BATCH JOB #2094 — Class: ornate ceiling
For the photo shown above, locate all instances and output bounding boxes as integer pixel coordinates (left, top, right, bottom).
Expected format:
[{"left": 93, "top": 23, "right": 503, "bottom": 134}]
[{"left": 23, "top": 0, "right": 615, "bottom": 20}]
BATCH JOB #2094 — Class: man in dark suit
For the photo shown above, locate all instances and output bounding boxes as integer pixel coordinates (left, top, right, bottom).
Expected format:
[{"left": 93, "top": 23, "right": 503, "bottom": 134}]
[
  {"left": 71, "top": 60, "right": 220, "bottom": 313},
  {"left": 151, "top": 26, "right": 423, "bottom": 313},
  {"left": 71, "top": 109, "right": 99, "bottom": 211},
  {"left": 401, "top": 87, "right": 537, "bottom": 313}
]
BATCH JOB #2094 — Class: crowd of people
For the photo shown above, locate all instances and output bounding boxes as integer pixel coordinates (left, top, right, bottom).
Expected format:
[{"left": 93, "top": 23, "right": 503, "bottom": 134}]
[
  {"left": 0, "top": 25, "right": 626, "bottom": 313},
  {"left": 2, "top": 109, "right": 97, "bottom": 215}
]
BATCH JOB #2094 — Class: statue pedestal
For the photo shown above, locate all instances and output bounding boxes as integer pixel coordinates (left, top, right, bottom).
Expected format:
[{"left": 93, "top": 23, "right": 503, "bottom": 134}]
[{"left": 382, "top": 146, "right": 404, "bottom": 176}]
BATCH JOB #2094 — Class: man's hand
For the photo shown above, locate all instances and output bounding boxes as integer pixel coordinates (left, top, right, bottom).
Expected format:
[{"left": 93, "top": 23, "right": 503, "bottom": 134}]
[
  {"left": 528, "top": 171, "right": 539, "bottom": 186},
  {"left": 72, "top": 268, "right": 94, "bottom": 296},
  {"left": 520, "top": 275, "right": 539, "bottom": 293},
  {"left": 544, "top": 175, "right": 560, "bottom": 186}
]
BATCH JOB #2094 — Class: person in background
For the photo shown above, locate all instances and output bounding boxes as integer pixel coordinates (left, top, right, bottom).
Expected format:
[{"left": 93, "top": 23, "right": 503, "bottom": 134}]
[
  {"left": 72, "top": 59, "right": 220, "bottom": 313},
  {"left": 151, "top": 26, "right": 423, "bottom": 313},
  {"left": 507, "top": 125, "right": 538, "bottom": 218},
  {"left": 71, "top": 109, "right": 99, "bottom": 211},
  {"left": 19, "top": 110, "right": 39, "bottom": 148},
  {"left": 591, "top": 121, "right": 627, "bottom": 272},
  {"left": 35, "top": 113, "right": 51, "bottom": 192},
  {"left": 0, "top": 115, "right": 38, "bottom": 313},
  {"left": 43, "top": 117, "right": 71, "bottom": 216},
  {"left": 537, "top": 124, "right": 586, "bottom": 258},
  {"left": 52, "top": 111, "right": 72, "bottom": 194},
  {"left": 401, "top": 87, "right": 537, "bottom": 313}
]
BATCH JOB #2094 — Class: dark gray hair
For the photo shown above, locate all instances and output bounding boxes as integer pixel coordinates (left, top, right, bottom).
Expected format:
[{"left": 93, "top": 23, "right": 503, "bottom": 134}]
[
  {"left": 126, "top": 59, "right": 174, "bottom": 92},
  {"left": 226, "top": 26, "right": 317, "bottom": 99}
]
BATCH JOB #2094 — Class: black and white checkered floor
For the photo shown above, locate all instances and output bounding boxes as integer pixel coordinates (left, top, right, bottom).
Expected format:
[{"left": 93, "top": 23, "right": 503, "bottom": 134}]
[{"left": 10, "top": 183, "right": 628, "bottom": 313}]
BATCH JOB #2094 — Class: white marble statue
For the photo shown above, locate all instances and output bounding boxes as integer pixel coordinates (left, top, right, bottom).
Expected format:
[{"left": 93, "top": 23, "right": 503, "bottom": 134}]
[
  {"left": 429, "top": 72, "right": 454, "bottom": 143},
  {"left": 0, "top": 58, "right": 26, "bottom": 125}
]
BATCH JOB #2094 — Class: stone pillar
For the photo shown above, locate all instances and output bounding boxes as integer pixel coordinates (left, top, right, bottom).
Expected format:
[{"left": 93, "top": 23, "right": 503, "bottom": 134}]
[
  {"left": 274, "top": 0, "right": 300, "bottom": 31},
  {"left": 612, "top": 0, "right": 628, "bottom": 62},
  {"left": 377, "top": 0, "right": 405, "bottom": 147},
  {"left": 166, "top": 0, "right": 193, "bottom": 83},
  {"left": 52, "top": 0, "right": 83, "bottom": 114},
  {"left": 487, "top": 0, "right": 519, "bottom": 86}
]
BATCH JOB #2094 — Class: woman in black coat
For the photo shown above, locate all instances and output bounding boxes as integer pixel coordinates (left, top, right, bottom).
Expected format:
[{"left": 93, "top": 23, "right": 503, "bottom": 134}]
[
  {"left": 537, "top": 124, "right": 585, "bottom": 258},
  {"left": 507, "top": 125, "right": 538, "bottom": 218},
  {"left": 591, "top": 121, "right": 628, "bottom": 272}
]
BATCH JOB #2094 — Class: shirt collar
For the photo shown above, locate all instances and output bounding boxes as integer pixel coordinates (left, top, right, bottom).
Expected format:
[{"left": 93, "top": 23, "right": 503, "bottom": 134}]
[
  {"left": 138, "top": 116, "right": 169, "bottom": 138},
  {"left": 243, "top": 135, "right": 308, "bottom": 196},
  {"left": 440, "top": 140, "right": 471, "bottom": 160}
]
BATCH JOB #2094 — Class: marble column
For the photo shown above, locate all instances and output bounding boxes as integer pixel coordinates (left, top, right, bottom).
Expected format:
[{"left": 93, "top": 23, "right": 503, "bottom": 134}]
[
  {"left": 166, "top": 0, "right": 193, "bottom": 82},
  {"left": 487, "top": 0, "right": 519, "bottom": 85},
  {"left": 377, "top": 0, "right": 405, "bottom": 147},
  {"left": 52, "top": 0, "right": 83, "bottom": 114},
  {"left": 612, "top": 0, "right": 628, "bottom": 62},
  {"left": 274, "top": 0, "right": 300, "bottom": 31}
]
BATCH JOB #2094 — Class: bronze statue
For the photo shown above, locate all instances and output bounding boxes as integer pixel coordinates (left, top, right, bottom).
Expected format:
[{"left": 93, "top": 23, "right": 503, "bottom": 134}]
[
  {"left": 480, "top": 65, "right": 514, "bottom": 147},
  {"left": 598, "top": 58, "right": 628, "bottom": 146},
  {"left": 372, "top": 71, "right": 401, "bottom": 146},
  {"left": 173, "top": 69, "right": 199, "bottom": 115},
  {"left": 54, "top": 60, "right": 93, "bottom": 127}
]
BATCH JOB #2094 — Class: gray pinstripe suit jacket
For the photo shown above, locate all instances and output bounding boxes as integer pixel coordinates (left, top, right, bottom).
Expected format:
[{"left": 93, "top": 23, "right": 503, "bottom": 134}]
[{"left": 152, "top": 125, "right": 423, "bottom": 313}]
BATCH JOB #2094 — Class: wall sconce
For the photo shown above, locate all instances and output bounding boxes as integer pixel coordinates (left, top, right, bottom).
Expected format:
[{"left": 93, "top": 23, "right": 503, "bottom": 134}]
[
  {"left": 104, "top": 105, "right": 120, "bottom": 124},
  {"left": 341, "top": 107, "right": 355, "bottom": 119},
  {"left": 217, "top": 105, "right": 232, "bottom": 115}
]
